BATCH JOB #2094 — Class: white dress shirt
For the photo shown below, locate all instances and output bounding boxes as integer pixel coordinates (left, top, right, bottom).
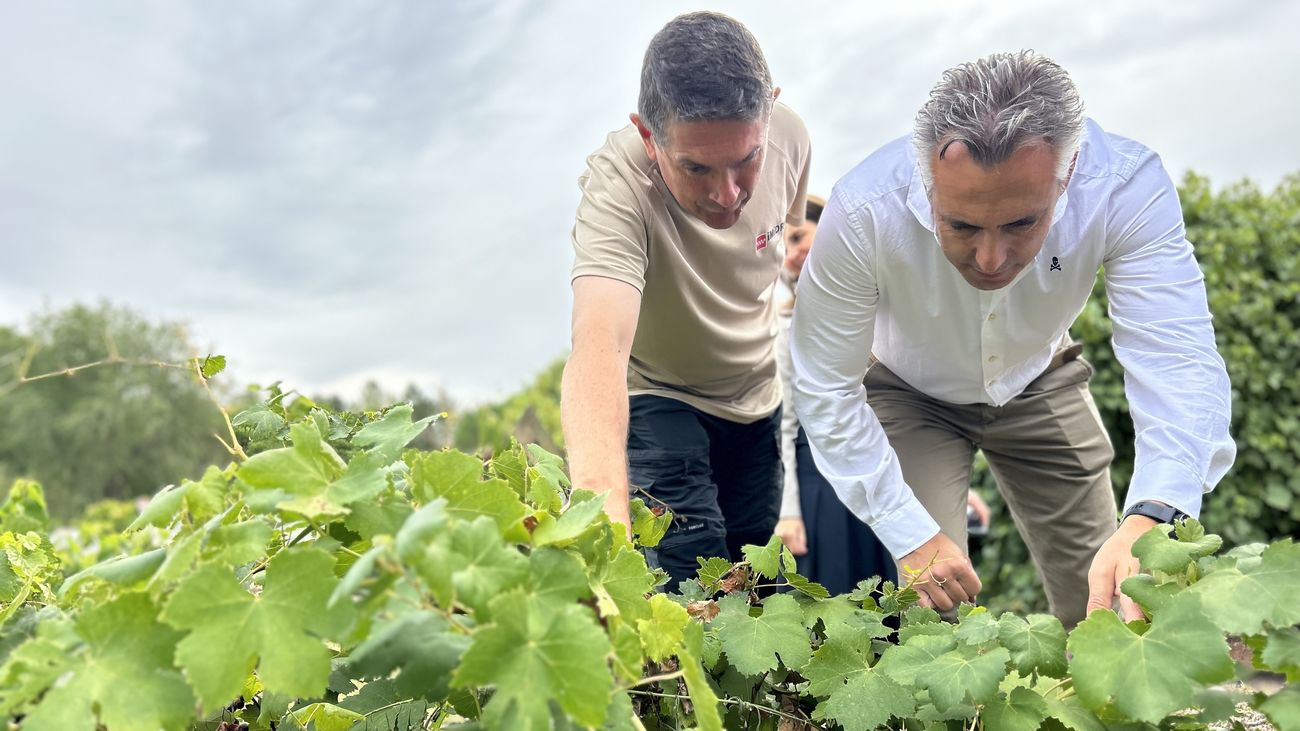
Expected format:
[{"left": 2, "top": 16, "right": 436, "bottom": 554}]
[{"left": 789, "top": 119, "right": 1236, "bottom": 559}]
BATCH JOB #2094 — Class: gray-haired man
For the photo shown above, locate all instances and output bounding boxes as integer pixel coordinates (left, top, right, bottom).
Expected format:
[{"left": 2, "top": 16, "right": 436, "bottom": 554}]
[
  {"left": 562, "top": 12, "right": 811, "bottom": 587},
  {"left": 791, "top": 51, "right": 1234, "bottom": 626}
]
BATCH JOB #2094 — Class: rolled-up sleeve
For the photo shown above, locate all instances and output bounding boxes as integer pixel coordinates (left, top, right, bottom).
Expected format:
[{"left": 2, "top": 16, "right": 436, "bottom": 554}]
[
  {"left": 1103, "top": 153, "right": 1237, "bottom": 517},
  {"left": 789, "top": 187, "right": 940, "bottom": 558}
]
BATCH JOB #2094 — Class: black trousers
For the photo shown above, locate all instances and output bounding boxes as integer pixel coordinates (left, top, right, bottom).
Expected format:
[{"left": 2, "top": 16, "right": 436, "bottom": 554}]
[{"left": 626, "top": 395, "right": 783, "bottom": 591}]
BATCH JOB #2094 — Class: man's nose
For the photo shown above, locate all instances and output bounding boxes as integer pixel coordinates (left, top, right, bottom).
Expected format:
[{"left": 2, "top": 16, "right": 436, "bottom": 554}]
[
  {"left": 973, "top": 237, "right": 1010, "bottom": 274},
  {"left": 709, "top": 171, "right": 741, "bottom": 209}
]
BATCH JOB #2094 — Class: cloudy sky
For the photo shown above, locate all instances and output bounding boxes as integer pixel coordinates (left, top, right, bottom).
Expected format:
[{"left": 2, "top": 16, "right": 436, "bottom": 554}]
[{"left": 2, "top": 0, "right": 1297, "bottom": 404}]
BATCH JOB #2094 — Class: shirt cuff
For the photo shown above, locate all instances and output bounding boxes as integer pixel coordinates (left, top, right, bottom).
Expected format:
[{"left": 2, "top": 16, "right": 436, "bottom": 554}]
[
  {"left": 868, "top": 497, "right": 942, "bottom": 560},
  {"left": 1125, "top": 457, "right": 1205, "bottom": 518}
]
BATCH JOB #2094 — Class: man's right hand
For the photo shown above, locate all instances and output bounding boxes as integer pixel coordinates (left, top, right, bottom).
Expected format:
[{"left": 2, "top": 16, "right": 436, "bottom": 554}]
[{"left": 897, "top": 531, "right": 981, "bottom": 612}]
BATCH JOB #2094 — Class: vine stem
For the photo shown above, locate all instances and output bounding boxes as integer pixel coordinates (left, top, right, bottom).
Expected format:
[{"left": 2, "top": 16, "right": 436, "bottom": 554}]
[
  {"left": 627, "top": 689, "right": 822, "bottom": 728},
  {"left": 619, "top": 669, "right": 685, "bottom": 692}
]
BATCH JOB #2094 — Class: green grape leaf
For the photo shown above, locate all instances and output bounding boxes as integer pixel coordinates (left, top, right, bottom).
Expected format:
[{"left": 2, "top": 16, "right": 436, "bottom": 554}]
[
  {"left": 1042, "top": 694, "right": 1106, "bottom": 731},
  {"left": 1119, "top": 574, "right": 1181, "bottom": 615},
  {"left": 1131, "top": 523, "right": 1222, "bottom": 574},
  {"left": 591, "top": 545, "right": 655, "bottom": 623},
  {"left": 825, "top": 609, "right": 893, "bottom": 646},
  {"left": 58, "top": 548, "right": 165, "bottom": 598},
  {"left": 351, "top": 403, "right": 435, "bottom": 463},
  {"left": 523, "top": 546, "right": 591, "bottom": 608},
  {"left": 21, "top": 594, "right": 193, "bottom": 731},
  {"left": 629, "top": 497, "right": 671, "bottom": 548},
  {"left": 786, "top": 571, "right": 831, "bottom": 599},
  {"left": 525, "top": 444, "right": 569, "bottom": 512},
  {"left": 198, "top": 354, "right": 227, "bottom": 378},
  {"left": 876, "top": 633, "right": 957, "bottom": 686},
  {"left": 321, "top": 451, "right": 389, "bottom": 505},
  {"left": 812, "top": 666, "right": 914, "bottom": 731},
  {"left": 161, "top": 548, "right": 354, "bottom": 712},
  {"left": 1260, "top": 684, "right": 1300, "bottom": 731},
  {"left": 453, "top": 588, "right": 612, "bottom": 730},
  {"left": 348, "top": 611, "right": 469, "bottom": 702},
  {"left": 913, "top": 644, "right": 1010, "bottom": 712},
  {"left": 696, "top": 556, "right": 734, "bottom": 594},
  {"left": 231, "top": 403, "right": 287, "bottom": 445},
  {"left": 982, "top": 686, "right": 1050, "bottom": 731},
  {"left": 337, "top": 678, "right": 431, "bottom": 731},
  {"left": 1262, "top": 626, "right": 1300, "bottom": 681},
  {"left": 1188, "top": 539, "right": 1300, "bottom": 634},
  {"left": 204, "top": 519, "right": 273, "bottom": 567},
  {"left": 1067, "top": 595, "right": 1234, "bottom": 723},
  {"left": 954, "top": 605, "right": 999, "bottom": 645},
  {"left": 998, "top": 613, "right": 1068, "bottom": 678},
  {"left": 238, "top": 420, "right": 345, "bottom": 495},
  {"left": 289, "top": 702, "right": 364, "bottom": 731},
  {"left": 680, "top": 622, "right": 723, "bottom": 731},
  {"left": 345, "top": 491, "right": 412, "bottom": 539},
  {"left": 741, "top": 534, "right": 784, "bottom": 580},
  {"left": 804, "top": 631, "right": 873, "bottom": 694},
  {"left": 637, "top": 593, "right": 689, "bottom": 662},
  {"left": 610, "top": 622, "right": 643, "bottom": 684},
  {"left": 714, "top": 592, "right": 811, "bottom": 676},
  {"left": 417, "top": 516, "right": 529, "bottom": 615},
  {"left": 0, "top": 617, "right": 78, "bottom": 717},
  {"left": 488, "top": 441, "right": 529, "bottom": 498},
  {"left": 0, "top": 480, "right": 50, "bottom": 534},
  {"left": 408, "top": 450, "right": 527, "bottom": 537},
  {"left": 531, "top": 489, "right": 605, "bottom": 546}
]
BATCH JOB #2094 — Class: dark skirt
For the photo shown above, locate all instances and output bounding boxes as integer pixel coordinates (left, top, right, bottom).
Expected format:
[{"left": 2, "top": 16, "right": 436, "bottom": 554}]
[{"left": 795, "top": 427, "right": 898, "bottom": 596}]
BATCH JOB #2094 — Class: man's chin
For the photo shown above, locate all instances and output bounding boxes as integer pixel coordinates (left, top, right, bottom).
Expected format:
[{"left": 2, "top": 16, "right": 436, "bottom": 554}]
[
  {"left": 696, "top": 207, "right": 743, "bottom": 230},
  {"left": 964, "top": 270, "right": 1016, "bottom": 290}
]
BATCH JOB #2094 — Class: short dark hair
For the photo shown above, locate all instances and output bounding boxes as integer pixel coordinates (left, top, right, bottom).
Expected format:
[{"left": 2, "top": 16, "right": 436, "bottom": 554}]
[{"left": 638, "top": 12, "right": 773, "bottom": 145}]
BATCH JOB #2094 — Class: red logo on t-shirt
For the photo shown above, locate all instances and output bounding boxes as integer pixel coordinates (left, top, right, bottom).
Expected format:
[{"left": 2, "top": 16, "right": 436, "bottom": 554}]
[{"left": 755, "top": 222, "right": 784, "bottom": 252}]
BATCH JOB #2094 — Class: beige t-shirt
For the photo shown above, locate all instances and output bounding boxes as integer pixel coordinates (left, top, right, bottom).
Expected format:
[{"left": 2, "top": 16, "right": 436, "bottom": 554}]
[{"left": 571, "top": 103, "right": 811, "bottom": 422}]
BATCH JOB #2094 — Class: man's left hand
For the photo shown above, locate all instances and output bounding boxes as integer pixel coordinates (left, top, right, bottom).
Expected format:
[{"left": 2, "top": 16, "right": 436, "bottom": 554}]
[{"left": 1085, "top": 515, "right": 1158, "bottom": 621}]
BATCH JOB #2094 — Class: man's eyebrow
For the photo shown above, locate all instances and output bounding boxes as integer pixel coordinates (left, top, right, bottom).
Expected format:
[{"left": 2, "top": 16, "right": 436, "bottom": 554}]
[
  {"left": 941, "top": 212, "right": 1044, "bottom": 229},
  {"left": 676, "top": 146, "right": 762, "bottom": 168}
]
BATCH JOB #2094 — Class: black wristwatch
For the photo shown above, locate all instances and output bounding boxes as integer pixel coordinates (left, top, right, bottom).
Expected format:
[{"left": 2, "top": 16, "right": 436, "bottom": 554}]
[{"left": 1123, "top": 500, "right": 1188, "bottom": 524}]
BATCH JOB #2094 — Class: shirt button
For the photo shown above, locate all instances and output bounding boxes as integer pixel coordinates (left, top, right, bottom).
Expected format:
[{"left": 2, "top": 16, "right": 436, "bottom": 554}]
[
  {"left": 987, "top": 313, "right": 997, "bottom": 321},
  {"left": 986, "top": 380, "right": 995, "bottom": 387},
  {"left": 987, "top": 355, "right": 998, "bottom": 363}
]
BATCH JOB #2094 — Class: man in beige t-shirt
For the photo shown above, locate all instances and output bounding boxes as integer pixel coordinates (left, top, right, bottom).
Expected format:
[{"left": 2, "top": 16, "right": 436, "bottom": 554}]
[{"left": 562, "top": 11, "right": 810, "bottom": 588}]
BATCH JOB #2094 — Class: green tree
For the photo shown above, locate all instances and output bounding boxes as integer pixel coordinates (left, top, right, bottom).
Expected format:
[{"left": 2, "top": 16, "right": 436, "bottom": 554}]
[
  {"left": 0, "top": 303, "right": 229, "bottom": 518},
  {"left": 453, "top": 359, "right": 565, "bottom": 456}
]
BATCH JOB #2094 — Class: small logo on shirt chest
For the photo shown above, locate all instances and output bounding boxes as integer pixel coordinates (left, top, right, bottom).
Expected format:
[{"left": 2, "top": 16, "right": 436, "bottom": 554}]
[
  {"left": 1050, "top": 256, "right": 1063, "bottom": 272},
  {"left": 755, "top": 222, "right": 784, "bottom": 252}
]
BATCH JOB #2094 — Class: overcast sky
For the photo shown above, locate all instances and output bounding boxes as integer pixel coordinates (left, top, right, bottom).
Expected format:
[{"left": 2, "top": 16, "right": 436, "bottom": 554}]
[{"left": 2, "top": 0, "right": 1297, "bottom": 404}]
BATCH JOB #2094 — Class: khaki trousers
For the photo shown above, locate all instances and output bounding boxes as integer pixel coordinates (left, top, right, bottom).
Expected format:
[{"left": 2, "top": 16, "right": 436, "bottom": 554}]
[{"left": 864, "top": 351, "right": 1117, "bottom": 627}]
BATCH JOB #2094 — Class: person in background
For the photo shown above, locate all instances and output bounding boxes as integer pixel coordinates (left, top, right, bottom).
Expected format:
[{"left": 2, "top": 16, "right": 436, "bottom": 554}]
[
  {"left": 563, "top": 12, "right": 811, "bottom": 590},
  {"left": 773, "top": 198, "right": 989, "bottom": 594},
  {"left": 790, "top": 50, "right": 1234, "bottom": 627}
]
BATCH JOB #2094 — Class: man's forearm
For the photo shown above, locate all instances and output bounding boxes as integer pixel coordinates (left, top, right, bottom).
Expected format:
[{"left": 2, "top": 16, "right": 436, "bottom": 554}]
[{"left": 561, "top": 349, "right": 632, "bottom": 510}]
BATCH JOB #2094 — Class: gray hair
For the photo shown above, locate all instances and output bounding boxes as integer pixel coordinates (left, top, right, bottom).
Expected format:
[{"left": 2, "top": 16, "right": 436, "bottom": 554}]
[
  {"left": 913, "top": 50, "right": 1084, "bottom": 189},
  {"left": 638, "top": 12, "right": 774, "bottom": 145}
]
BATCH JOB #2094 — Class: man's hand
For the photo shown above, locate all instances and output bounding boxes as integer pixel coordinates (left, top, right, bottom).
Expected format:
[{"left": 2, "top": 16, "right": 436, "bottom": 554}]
[
  {"left": 774, "top": 517, "right": 807, "bottom": 556},
  {"left": 1086, "top": 515, "right": 1157, "bottom": 620},
  {"left": 600, "top": 487, "right": 633, "bottom": 535},
  {"left": 898, "top": 531, "right": 981, "bottom": 612}
]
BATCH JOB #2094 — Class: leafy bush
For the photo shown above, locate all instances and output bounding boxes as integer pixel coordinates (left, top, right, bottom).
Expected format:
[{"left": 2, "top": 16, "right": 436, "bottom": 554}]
[{"left": 0, "top": 394, "right": 1296, "bottom": 731}]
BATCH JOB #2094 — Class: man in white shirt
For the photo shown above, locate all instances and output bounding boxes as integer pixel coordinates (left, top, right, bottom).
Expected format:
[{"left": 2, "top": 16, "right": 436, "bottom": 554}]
[{"left": 790, "top": 50, "right": 1235, "bottom": 626}]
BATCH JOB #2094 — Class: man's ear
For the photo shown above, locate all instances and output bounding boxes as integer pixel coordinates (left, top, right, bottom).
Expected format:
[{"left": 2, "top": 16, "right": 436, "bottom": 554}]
[
  {"left": 629, "top": 113, "right": 657, "bottom": 162},
  {"left": 773, "top": 86, "right": 781, "bottom": 101}
]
